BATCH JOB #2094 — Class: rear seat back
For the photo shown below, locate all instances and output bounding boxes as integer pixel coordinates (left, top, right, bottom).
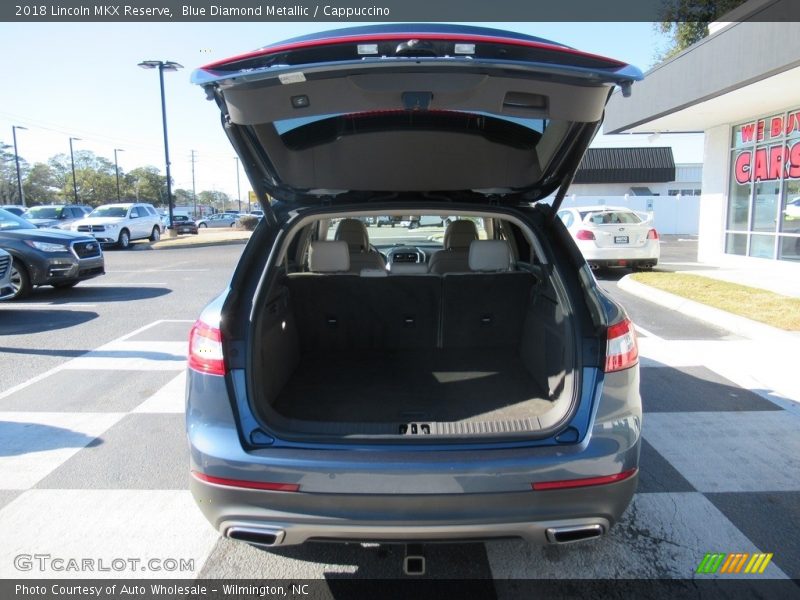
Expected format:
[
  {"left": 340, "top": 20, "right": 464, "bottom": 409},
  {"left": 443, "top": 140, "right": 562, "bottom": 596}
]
[
  {"left": 441, "top": 240, "right": 534, "bottom": 348},
  {"left": 286, "top": 239, "right": 534, "bottom": 352},
  {"left": 287, "top": 271, "right": 439, "bottom": 351}
]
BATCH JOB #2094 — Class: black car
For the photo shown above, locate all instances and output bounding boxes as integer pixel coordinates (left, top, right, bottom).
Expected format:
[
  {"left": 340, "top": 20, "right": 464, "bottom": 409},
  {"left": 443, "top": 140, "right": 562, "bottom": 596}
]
[
  {"left": 170, "top": 214, "right": 199, "bottom": 235},
  {"left": 0, "top": 207, "right": 105, "bottom": 299}
]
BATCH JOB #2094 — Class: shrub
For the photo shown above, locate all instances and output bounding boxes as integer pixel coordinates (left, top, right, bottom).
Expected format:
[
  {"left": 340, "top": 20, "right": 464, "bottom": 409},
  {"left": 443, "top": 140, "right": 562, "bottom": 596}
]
[{"left": 238, "top": 215, "right": 259, "bottom": 231}]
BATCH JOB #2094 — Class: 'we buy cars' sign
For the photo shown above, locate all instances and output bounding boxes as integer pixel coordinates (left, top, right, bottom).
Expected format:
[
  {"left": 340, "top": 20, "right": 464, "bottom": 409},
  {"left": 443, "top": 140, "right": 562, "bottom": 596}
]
[{"left": 733, "top": 109, "right": 800, "bottom": 185}]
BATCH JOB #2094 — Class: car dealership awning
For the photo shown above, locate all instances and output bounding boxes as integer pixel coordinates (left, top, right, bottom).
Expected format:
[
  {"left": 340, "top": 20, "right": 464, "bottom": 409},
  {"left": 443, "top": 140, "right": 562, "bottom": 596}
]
[
  {"left": 604, "top": 13, "right": 800, "bottom": 134},
  {"left": 573, "top": 147, "right": 676, "bottom": 183}
]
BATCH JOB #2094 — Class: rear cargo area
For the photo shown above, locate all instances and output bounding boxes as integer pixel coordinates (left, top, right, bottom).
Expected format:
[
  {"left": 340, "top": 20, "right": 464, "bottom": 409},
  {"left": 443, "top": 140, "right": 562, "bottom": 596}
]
[
  {"left": 252, "top": 263, "right": 576, "bottom": 438},
  {"left": 273, "top": 347, "right": 551, "bottom": 424}
]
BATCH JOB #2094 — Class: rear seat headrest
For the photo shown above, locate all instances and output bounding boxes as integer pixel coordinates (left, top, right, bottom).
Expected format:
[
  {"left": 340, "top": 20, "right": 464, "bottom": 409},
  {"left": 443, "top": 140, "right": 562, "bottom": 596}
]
[
  {"left": 468, "top": 240, "right": 513, "bottom": 272},
  {"left": 335, "top": 218, "right": 370, "bottom": 252},
  {"left": 444, "top": 220, "right": 478, "bottom": 250},
  {"left": 308, "top": 240, "right": 350, "bottom": 273}
]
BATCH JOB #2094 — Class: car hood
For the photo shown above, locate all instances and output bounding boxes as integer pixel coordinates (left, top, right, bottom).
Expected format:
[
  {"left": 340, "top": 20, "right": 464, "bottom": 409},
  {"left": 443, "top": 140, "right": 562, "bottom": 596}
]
[
  {"left": 192, "top": 24, "right": 641, "bottom": 217},
  {"left": 27, "top": 218, "right": 67, "bottom": 227},
  {"left": 76, "top": 216, "right": 126, "bottom": 225},
  {"left": 0, "top": 228, "right": 96, "bottom": 244}
]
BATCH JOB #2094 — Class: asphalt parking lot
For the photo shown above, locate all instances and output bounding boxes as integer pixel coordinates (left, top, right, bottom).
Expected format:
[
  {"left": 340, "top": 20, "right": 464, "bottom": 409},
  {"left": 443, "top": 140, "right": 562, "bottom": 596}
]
[{"left": 0, "top": 235, "right": 798, "bottom": 587}]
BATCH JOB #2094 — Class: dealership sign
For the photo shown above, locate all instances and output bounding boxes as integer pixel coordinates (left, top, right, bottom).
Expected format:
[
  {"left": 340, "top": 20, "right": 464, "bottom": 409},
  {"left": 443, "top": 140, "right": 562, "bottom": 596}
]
[{"left": 734, "top": 110, "right": 800, "bottom": 184}]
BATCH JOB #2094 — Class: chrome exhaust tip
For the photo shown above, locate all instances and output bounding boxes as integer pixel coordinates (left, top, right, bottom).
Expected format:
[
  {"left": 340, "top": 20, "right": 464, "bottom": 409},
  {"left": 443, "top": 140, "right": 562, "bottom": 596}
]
[
  {"left": 546, "top": 524, "right": 604, "bottom": 544},
  {"left": 226, "top": 526, "right": 286, "bottom": 548}
]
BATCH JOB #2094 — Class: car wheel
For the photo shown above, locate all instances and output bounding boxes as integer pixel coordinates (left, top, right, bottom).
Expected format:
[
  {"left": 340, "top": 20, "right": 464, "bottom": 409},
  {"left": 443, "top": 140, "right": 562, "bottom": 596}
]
[
  {"left": 9, "top": 259, "right": 32, "bottom": 299},
  {"left": 52, "top": 280, "right": 79, "bottom": 289},
  {"left": 149, "top": 227, "right": 161, "bottom": 242},
  {"left": 199, "top": 223, "right": 207, "bottom": 228},
  {"left": 117, "top": 229, "right": 131, "bottom": 249},
  {"left": 230, "top": 222, "right": 236, "bottom": 228}
]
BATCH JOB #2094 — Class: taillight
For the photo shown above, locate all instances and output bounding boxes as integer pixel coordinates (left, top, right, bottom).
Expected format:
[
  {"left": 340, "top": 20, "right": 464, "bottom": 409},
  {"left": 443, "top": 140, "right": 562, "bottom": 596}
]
[
  {"left": 647, "top": 228, "right": 659, "bottom": 240},
  {"left": 532, "top": 468, "right": 638, "bottom": 491},
  {"left": 604, "top": 318, "right": 638, "bottom": 372},
  {"left": 576, "top": 229, "right": 595, "bottom": 240},
  {"left": 192, "top": 471, "right": 299, "bottom": 492},
  {"left": 188, "top": 320, "right": 226, "bottom": 376}
]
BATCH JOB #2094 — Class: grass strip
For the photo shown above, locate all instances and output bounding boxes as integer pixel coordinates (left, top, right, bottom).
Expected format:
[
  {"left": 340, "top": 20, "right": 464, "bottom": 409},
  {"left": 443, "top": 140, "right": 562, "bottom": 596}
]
[{"left": 630, "top": 272, "right": 800, "bottom": 331}]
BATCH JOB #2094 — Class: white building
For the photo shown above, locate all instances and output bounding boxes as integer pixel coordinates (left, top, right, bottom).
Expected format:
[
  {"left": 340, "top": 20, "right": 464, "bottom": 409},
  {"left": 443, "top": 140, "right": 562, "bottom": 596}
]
[{"left": 604, "top": 0, "right": 800, "bottom": 267}]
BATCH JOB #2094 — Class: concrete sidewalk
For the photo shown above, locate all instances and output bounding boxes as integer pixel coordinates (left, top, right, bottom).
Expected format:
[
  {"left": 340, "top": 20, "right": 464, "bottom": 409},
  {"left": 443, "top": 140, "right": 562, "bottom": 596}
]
[
  {"left": 674, "top": 264, "right": 800, "bottom": 299},
  {"left": 619, "top": 262, "right": 800, "bottom": 407},
  {"left": 151, "top": 228, "right": 252, "bottom": 249}
]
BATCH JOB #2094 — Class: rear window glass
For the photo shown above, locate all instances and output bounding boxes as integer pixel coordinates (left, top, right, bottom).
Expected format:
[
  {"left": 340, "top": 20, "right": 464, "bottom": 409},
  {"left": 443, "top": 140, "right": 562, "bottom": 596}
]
[
  {"left": 276, "top": 111, "right": 549, "bottom": 151},
  {"left": 579, "top": 210, "right": 642, "bottom": 224},
  {"left": 324, "top": 216, "right": 487, "bottom": 247}
]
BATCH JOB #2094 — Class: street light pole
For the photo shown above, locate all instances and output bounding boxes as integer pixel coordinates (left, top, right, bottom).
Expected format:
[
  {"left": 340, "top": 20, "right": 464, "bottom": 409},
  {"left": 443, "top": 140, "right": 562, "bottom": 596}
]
[
  {"left": 69, "top": 137, "right": 81, "bottom": 204},
  {"left": 138, "top": 59, "right": 183, "bottom": 234},
  {"left": 234, "top": 156, "right": 241, "bottom": 213},
  {"left": 113, "top": 148, "right": 124, "bottom": 202},
  {"left": 11, "top": 125, "right": 27, "bottom": 207},
  {"left": 190, "top": 150, "right": 197, "bottom": 218}
]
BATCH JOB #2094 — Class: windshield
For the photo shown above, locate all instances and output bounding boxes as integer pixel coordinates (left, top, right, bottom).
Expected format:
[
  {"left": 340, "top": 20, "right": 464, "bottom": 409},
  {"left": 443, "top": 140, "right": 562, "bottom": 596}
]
[
  {"left": 25, "top": 206, "right": 62, "bottom": 219},
  {"left": 0, "top": 208, "right": 37, "bottom": 231},
  {"left": 90, "top": 206, "right": 128, "bottom": 218},
  {"left": 325, "top": 216, "right": 487, "bottom": 248}
]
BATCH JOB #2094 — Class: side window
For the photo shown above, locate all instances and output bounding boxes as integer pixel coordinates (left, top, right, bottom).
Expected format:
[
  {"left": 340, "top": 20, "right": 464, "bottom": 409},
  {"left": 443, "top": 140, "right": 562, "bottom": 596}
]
[
  {"left": 145, "top": 206, "right": 157, "bottom": 216},
  {"left": 135, "top": 206, "right": 148, "bottom": 218},
  {"left": 557, "top": 211, "right": 574, "bottom": 228}
]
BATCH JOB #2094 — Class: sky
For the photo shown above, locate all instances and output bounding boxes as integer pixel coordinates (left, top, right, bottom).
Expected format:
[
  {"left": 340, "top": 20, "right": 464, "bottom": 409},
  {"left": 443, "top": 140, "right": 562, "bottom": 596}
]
[{"left": 0, "top": 21, "right": 698, "bottom": 201}]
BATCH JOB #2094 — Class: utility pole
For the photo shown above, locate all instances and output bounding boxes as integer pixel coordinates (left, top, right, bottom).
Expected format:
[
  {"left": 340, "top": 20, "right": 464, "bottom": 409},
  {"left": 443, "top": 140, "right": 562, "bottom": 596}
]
[
  {"left": 113, "top": 148, "right": 124, "bottom": 202},
  {"left": 234, "top": 156, "right": 241, "bottom": 213},
  {"left": 190, "top": 150, "right": 197, "bottom": 218},
  {"left": 12, "top": 125, "right": 27, "bottom": 207},
  {"left": 69, "top": 137, "right": 81, "bottom": 203}
]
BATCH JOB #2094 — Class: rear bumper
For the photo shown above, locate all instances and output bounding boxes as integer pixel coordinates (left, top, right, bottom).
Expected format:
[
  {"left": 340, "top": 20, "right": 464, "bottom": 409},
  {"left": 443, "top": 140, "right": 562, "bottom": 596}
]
[
  {"left": 186, "top": 365, "right": 641, "bottom": 545},
  {"left": 191, "top": 473, "right": 637, "bottom": 546},
  {"left": 576, "top": 240, "right": 660, "bottom": 263}
]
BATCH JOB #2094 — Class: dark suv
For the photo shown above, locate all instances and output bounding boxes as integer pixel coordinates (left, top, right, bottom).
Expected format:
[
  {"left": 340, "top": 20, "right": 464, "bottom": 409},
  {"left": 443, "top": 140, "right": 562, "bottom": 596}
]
[
  {"left": 0, "top": 207, "right": 104, "bottom": 299},
  {"left": 186, "top": 24, "right": 643, "bottom": 551}
]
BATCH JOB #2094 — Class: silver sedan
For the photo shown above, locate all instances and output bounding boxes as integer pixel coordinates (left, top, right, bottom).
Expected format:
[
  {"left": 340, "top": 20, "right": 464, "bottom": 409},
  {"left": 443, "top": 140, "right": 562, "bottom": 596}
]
[{"left": 197, "top": 214, "right": 239, "bottom": 228}]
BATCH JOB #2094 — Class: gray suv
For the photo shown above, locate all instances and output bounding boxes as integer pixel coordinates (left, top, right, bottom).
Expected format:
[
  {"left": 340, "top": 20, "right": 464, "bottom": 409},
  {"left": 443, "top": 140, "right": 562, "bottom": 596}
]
[{"left": 186, "top": 25, "right": 643, "bottom": 551}]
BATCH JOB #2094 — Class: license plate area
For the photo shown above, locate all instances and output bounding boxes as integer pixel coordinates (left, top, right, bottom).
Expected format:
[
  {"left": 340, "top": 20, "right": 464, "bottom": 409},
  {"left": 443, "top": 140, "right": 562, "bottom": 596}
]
[{"left": 614, "top": 235, "right": 629, "bottom": 244}]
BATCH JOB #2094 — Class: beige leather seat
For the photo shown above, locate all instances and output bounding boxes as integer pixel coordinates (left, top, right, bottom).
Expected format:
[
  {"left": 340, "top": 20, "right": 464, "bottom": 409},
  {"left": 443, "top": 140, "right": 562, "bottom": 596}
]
[
  {"left": 334, "top": 218, "right": 386, "bottom": 273},
  {"left": 427, "top": 220, "right": 479, "bottom": 274},
  {"left": 468, "top": 239, "right": 514, "bottom": 272},
  {"left": 308, "top": 240, "right": 351, "bottom": 273}
]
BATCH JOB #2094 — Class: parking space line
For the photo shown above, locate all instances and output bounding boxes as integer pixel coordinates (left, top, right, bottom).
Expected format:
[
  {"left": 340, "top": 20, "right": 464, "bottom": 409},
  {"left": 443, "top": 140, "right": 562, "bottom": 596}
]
[
  {"left": 81, "top": 282, "right": 168, "bottom": 287},
  {"left": 0, "top": 320, "right": 173, "bottom": 401},
  {"left": 110, "top": 269, "right": 210, "bottom": 273},
  {"left": 0, "top": 304, "right": 98, "bottom": 309},
  {"left": 633, "top": 323, "right": 663, "bottom": 341}
]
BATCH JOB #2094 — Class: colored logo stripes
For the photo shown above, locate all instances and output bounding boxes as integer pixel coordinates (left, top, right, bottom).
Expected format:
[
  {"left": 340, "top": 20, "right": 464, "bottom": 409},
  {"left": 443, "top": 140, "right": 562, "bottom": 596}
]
[{"left": 696, "top": 552, "right": 773, "bottom": 574}]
